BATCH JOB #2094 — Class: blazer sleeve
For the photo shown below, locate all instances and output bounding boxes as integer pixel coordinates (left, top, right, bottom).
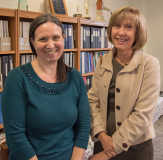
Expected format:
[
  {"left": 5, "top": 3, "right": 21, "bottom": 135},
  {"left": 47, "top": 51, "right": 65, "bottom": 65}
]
[
  {"left": 88, "top": 59, "right": 106, "bottom": 142},
  {"left": 112, "top": 57, "right": 161, "bottom": 154},
  {"left": 1, "top": 68, "right": 36, "bottom": 160}
]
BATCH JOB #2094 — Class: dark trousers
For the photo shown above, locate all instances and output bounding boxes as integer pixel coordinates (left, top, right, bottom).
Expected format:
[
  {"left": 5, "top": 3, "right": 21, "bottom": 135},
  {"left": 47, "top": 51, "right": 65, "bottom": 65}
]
[{"left": 94, "top": 139, "right": 153, "bottom": 160}]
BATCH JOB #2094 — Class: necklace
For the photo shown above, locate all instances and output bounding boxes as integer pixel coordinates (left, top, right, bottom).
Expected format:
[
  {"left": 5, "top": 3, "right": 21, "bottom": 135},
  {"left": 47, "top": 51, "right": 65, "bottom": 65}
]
[{"left": 114, "top": 51, "right": 134, "bottom": 67}]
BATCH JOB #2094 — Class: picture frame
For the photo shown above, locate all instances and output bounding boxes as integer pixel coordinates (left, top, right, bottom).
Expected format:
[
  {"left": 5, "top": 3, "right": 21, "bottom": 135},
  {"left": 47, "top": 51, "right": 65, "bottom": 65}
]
[{"left": 49, "top": 0, "right": 68, "bottom": 16}]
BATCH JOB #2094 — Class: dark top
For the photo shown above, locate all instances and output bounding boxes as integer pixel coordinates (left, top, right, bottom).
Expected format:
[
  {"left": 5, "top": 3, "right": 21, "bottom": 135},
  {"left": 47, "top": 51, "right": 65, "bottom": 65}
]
[{"left": 107, "top": 58, "right": 124, "bottom": 136}]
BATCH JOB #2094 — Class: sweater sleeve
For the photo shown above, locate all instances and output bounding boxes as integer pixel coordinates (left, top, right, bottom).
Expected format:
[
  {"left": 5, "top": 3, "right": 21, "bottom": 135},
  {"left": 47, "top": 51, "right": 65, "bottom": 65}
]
[
  {"left": 1, "top": 68, "right": 36, "bottom": 160},
  {"left": 73, "top": 70, "right": 90, "bottom": 150}
]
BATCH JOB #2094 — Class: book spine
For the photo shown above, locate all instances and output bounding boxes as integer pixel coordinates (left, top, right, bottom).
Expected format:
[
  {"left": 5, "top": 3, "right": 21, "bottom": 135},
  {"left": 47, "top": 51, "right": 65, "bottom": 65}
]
[
  {"left": 8, "top": 55, "right": 14, "bottom": 73},
  {"left": 1, "top": 55, "right": 8, "bottom": 87},
  {"left": 67, "top": 24, "right": 72, "bottom": 49}
]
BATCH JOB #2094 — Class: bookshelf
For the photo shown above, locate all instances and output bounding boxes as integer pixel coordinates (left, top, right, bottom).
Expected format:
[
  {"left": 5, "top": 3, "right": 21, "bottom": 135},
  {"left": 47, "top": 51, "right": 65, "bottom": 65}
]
[
  {"left": 0, "top": 7, "right": 17, "bottom": 65},
  {"left": 0, "top": 7, "right": 17, "bottom": 108},
  {"left": 79, "top": 18, "right": 111, "bottom": 76},
  {"left": 17, "top": 9, "right": 43, "bottom": 67},
  {"left": 0, "top": 7, "right": 111, "bottom": 80},
  {"left": 0, "top": 7, "right": 112, "bottom": 128}
]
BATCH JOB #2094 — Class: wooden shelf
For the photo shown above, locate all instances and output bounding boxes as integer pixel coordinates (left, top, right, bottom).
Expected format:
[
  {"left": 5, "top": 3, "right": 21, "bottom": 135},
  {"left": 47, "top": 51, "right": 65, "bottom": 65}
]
[
  {"left": 0, "top": 7, "right": 16, "bottom": 17},
  {"left": 64, "top": 49, "right": 78, "bottom": 52},
  {"left": 80, "top": 18, "right": 108, "bottom": 27},
  {"left": 0, "top": 51, "right": 16, "bottom": 55},
  {"left": 80, "top": 48, "right": 111, "bottom": 52},
  {"left": 57, "top": 15, "right": 78, "bottom": 23},
  {"left": 0, "top": 124, "right": 4, "bottom": 129},
  {"left": 82, "top": 72, "right": 94, "bottom": 76},
  {"left": 18, "top": 9, "right": 43, "bottom": 19},
  {"left": 19, "top": 50, "right": 33, "bottom": 54}
]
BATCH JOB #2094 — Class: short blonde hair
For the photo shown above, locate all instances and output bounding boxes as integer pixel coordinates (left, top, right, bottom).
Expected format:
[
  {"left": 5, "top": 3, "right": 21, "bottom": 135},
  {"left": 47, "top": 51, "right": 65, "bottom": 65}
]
[{"left": 107, "top": 6, "right": 147, "bottom": 50}]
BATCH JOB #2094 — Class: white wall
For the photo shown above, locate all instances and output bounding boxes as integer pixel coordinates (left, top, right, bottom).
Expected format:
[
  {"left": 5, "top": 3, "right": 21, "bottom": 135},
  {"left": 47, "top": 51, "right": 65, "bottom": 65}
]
[
  {"left": 130, "top": 0, "right": 163, "bottom": 91},
  {"left": 1, "top": 0, "right": 162, "bottom": 90},
  {"left": 145, "top": 0, "right": 163, "bottom": 91},
  {"left": 0, "top": 0, "right": 129, "bottom": 22}
]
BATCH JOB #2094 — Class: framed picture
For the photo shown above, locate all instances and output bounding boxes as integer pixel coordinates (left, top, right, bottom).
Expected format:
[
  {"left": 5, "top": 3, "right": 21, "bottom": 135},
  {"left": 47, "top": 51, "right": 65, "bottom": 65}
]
[{"left": 49, "top": 0, "right": 68, "bottom": 16}]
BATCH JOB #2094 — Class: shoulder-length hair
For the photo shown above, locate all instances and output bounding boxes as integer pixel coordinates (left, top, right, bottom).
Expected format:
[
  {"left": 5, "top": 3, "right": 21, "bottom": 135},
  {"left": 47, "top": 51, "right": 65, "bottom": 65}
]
[
  {"left": 107, "top": 6, "right": 147, "bottom": 50},
  {"left": 29, "top": 13, "right": 70, "bottom": 83}
]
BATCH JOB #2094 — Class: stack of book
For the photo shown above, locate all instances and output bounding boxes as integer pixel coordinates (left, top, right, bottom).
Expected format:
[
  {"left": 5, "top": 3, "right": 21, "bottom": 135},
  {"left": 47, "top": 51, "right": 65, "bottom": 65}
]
[
  {"left": 20, "top": 54, "right": 36, "bottom": 66},
  {"left": 0, "top": 55, "right": 14, "bottom": 87},
  {"left": 81, "top": 26, "right": 113, "bottom": 49},
  {"left": 19, "top": 21, "right": 31, "bottom": 50},
  {"left": 83, "top": 75, "right": 93, "bottom": 92},
  {"left": 62, "top": 23, "right": 75, "bottom": 49},
  {"left": 0, "top": 20, "right": 11, "bottom": 51},
  {"left": 80, "top": 51, "right": 109, "bottom": 74},
  {"left": 64, "top": 52, "right": 75, "bottom": 68}
]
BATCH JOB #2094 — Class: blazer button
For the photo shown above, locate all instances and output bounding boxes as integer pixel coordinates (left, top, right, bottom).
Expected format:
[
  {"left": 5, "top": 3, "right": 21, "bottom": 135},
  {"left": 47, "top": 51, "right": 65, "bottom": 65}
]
[
  {"left": 117, "top": 122, "right": 122, "bottom": 126},
  {"left": 123, "top": 143, "right": 128, "bottom": 148},
  {"left": 116, "top": 105, "right": 120, "bottom": 110},
  {"left": 116, "top": 88, "right": 120, "bottom": 92}
]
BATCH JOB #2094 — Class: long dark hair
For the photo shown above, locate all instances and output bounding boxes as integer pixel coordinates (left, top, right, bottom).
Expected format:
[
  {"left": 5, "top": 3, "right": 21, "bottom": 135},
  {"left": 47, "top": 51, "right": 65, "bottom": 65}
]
[{"left": 29, "top": 13, "right": 70, "bottom": 83}]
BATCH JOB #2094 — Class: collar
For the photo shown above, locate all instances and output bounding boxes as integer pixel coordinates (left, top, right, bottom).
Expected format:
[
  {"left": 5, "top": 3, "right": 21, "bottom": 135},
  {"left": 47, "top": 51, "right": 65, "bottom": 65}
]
[{"left": 100, "top": 47, "right": 141, "bottom": 73}]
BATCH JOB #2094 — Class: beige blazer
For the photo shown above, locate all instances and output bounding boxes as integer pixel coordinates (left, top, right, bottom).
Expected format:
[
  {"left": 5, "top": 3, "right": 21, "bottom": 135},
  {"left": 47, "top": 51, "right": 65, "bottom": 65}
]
[{"left": 88, "top": 48, "right": 160, "bottom": 154}]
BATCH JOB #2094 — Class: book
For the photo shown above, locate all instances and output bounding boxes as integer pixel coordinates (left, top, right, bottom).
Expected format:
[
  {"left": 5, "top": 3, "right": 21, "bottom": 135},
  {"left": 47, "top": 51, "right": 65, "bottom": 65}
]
[
  {"left": 67, "top": 24, "right": 72, "bottom": 49},
  {"left": 25, "top": 55, "right": 31, "bottom": 63},
  {"left": 90, "top": 27, "right": 94, "bottom": 48},
  {"left": 86, "top": 27, "right": 90, "bottom": 48},
  {"left": 81, "top": 52, "right": 85, "bottom": 74},
  {"left": 0, "top": 20, "right": 3, "bottom": 37},
  {"left": 19, "top": 21, "right": 23, "bottom": 37},
  {"left": 95, "top": 28, "right": 98, "bottom": 48},
  {"left": 22, "top": 22, "right": 30, "bottom": 38},
  {"left": 83, "top": 76, "right": 86, "bottom": 85},
  {"left": 86, "top": 76, "right": 90, "bottom": 91},
  {"left": 20, "top": 55, "right": 25, "bottom": 65},
  {"left": 84, "top": 52, "right": 89, "bottom": 73},
  {"left": 99, "top": 28, "right": 101, "bottom": 48},
  {"left": 65, "top": 24, "right": 68, "bottom": 49},
  {"left": 19, "top": 37, "right": 24, "bottom": 50},
  {"left": 80, "top": 26, "right": 83, "bottom": 49},
  {"left": 72, "top": 52, "right": 75, "bottom": 68},
  {"left": 1, "top": 55, "right": 8, "bottom": 87},
  {"left": 89, "top": 75, "right": 93, "bottom": 89},
  {"left": 105, "top": 28, "right": 107, "bottom": 48},
  {"left": 73, "top": 26, "right": 75, "bottom": 48},
  {"left": 83, "top": 26, "right": 86, "bottom": 48},
  {"left": 8, "top": 55, "right": 14, "bottom": 73}
]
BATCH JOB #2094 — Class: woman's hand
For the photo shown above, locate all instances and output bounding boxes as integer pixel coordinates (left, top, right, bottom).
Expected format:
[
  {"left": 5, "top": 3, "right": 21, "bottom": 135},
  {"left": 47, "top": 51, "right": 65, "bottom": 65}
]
[
  {"left": 71, "top": 146, "right": 85, "bottom": 160},
  {"left": 29, "top": 155, "right": 38, "bottom": 160},
  {"left": 88, "top": 151, "right": 110, "bottom": 160},
  {"left": 98, "top": 132, "right": 116, "bottom": 158}
]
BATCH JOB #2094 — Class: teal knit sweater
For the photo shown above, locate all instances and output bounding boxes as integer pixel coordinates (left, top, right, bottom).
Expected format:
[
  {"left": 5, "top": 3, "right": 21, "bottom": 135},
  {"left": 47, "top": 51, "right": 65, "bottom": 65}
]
[{"left": 1, "top": 62, "right": 90, "bottom": 160}]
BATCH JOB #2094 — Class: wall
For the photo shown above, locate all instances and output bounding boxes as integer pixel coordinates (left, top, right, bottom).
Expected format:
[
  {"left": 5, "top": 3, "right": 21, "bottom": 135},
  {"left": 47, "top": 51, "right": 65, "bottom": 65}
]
[
  {"left": 145, "top": 0, "right": 163, "bottom": 91},
  {"left": 130, "top": 0, "right": 163, "bottom": 91},
  {"left": 0, "top": 0, "right": 128, "bottom": 22},
  {"left": 1, "top": 0, "right": 162, "bottom": 90}
]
